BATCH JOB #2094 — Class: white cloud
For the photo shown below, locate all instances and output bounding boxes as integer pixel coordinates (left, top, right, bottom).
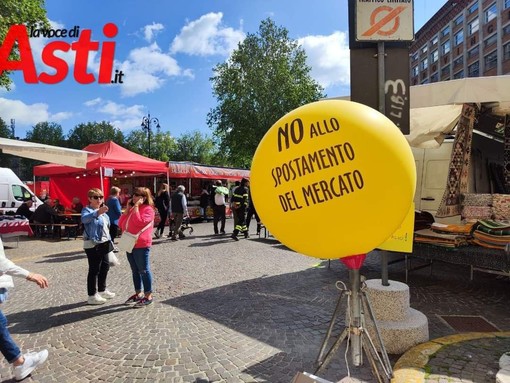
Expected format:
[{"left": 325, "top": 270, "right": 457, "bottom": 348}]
[
  {"left": 119, "top": 42, "right": 193, "bottom": 97},
  {"left": 171, "top": 12, "right": 245, "bottom": 56},
  {"left": 0, "top": 98, "right": 60, "bottom": 125},
  {"left": 84, "top": 98, "right": 102, "bottom": 107},
  {"left": 298, "top": 31, "right": 351, "bottom": 89},
  {"left": 0, "top": 97, "right": 72, "bottom": 128},
  {"left": 84, "top": 99, "right": 145, "bottom": 131},
  {"left": 143, "top": 23, "right": 164, "bottom": 42}
]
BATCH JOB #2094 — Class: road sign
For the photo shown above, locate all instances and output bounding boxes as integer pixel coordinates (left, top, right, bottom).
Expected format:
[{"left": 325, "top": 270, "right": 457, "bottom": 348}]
[{"left": 356, "top": 0, "right": 414, "bottom": 42}]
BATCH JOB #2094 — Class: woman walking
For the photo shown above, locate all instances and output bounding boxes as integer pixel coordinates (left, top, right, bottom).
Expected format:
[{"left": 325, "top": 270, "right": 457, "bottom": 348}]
[
  {"left": 154, "top": 183, "right": 170, "bottom": 238},
  {"left": 119, "top": 187, "right": 155, "bottom": 308},
  {"left": 81, "top": 188, "right": 115, "bottom": 305}
]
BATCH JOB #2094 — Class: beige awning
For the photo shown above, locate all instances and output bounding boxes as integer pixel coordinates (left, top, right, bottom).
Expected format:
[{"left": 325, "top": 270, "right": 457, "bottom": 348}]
[{"left": 0, "top": 138, "right": 91, "bottom": 168}]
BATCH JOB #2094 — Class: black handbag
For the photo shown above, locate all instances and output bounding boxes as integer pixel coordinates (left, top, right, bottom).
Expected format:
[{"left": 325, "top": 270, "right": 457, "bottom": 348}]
[{"left": 94, "top": 240, "right": 114, "bottom": 256}]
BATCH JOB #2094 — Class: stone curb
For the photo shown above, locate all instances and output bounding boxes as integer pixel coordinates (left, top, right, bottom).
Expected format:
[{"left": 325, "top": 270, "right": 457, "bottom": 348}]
[{"left": 391, "top": 331, "right": 510, "bottom": 383}]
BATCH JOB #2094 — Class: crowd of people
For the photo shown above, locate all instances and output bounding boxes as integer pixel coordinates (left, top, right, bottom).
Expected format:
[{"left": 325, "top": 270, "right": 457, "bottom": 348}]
[{"left": 1, "top": 178, "right": 261, "bottom": 381}]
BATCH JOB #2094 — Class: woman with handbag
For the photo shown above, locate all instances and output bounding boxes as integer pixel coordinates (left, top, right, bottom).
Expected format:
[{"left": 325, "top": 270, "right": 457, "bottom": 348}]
[
  {"left": 81, "top": 188, "right": 115, "bottom": 305},
  {"left": 118, "top": 187, "right": 155, "bottom": 308}
]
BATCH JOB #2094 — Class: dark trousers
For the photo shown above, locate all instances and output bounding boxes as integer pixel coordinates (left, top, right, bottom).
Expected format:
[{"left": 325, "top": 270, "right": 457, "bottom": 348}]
[
  {"left": 156, "top": 208, "right": 168, "bottom": 235},
  {"left": 213, "top": 205, "right": 226, "bottom": 233},
  {"left": 232, "top": 206, "right": 248, "bottom": 236},
  {"left": 246, "top": 207, "right": 260, "bottom": 230},
  {"left": 109, "top": 224, "right": 119, "bottom": 241},
  {"left": 85, "top": 246, "right": 110, "bottom": 296}
]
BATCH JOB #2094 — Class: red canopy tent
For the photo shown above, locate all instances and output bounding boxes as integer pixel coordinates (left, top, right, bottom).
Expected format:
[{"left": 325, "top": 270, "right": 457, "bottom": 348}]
[{"left": 33, "top": 141, "right": 168, "bottom": 207}]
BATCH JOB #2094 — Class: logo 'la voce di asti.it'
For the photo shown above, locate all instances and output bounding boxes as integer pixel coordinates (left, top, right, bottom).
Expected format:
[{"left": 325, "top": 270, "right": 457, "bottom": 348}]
[{"left": 0, "top": 22, "right": 124, "bottom": 84}]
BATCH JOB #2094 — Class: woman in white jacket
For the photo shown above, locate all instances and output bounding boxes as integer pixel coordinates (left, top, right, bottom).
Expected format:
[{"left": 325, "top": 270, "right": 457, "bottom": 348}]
[{"left": 0, "top": 237, "right": 49, "bottom": 381}]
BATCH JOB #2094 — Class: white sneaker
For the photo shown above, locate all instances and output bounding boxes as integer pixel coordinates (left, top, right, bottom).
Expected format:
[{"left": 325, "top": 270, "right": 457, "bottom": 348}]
[
  {"left": 87, "top": 293, "right": 107, "bottom": 305},
  {"left": 13, "top": 349, "right": 49, "bottom": 381},
  {"left": 99, "top": 290, "right": 115, "bottom": 299}
]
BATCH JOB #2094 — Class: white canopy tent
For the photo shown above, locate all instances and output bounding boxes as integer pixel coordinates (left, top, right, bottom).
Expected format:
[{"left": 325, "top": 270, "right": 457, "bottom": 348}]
[
  {"left": 0, "top": 137, "right": 91, "bottom": 168},
  {"left": 408, "top": 76, "right": 510, "bottom": 148}
]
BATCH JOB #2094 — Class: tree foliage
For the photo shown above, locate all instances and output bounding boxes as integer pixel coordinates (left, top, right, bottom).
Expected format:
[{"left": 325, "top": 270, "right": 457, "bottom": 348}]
[
  {"left": 26, "top": 121, "right": 65, "bottom": 146},
  {"left": 169, "top": 131, "right": 217, "bottom": 164},
  {"left": 67, "top": 121, "right": 124, "bottom": 149},
  {"left": 207, "top": 18, "right": 325, "bottom": 167},
  {"left": 124, "top": 129, "right": 176, "bottom": 162},
  {"left": 0, "top": 0, "right": 50, "bottom": 90},
  {"left": 0, "top": 117, "right": 14, "bottom": 168}
]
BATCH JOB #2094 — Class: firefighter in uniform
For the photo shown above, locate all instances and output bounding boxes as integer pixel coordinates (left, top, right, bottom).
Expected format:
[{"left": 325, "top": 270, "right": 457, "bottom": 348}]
[{"left": 231, "top": 178, "right": 250, "bottom": 241}]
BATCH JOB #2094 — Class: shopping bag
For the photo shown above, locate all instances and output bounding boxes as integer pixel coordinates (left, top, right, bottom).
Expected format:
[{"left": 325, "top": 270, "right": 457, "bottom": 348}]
[
  {"left": 117, "top": 231, "right": 138, "bottom": 253},
  {"left": 107, "top": 251, "right": 120, "bottom": 266}
]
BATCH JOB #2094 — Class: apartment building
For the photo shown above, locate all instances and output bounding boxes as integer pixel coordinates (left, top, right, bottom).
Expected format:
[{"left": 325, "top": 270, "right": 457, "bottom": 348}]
[{"left": 410, "top": 0, "right": 510, "bottom": 85}]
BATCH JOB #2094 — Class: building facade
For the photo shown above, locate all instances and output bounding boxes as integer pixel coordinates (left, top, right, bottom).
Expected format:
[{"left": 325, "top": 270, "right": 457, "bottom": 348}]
[{"left": 410, "top": 0, "right": 510, "bottom": 85}]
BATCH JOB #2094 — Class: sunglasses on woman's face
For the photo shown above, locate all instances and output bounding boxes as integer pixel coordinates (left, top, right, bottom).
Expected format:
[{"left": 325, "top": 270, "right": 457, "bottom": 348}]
[
  {"left": 133, "top": 193, "right": 144, "bottom": 197},
  {"left": 91, "top": 196, "right": 104, "bottom": 200}
]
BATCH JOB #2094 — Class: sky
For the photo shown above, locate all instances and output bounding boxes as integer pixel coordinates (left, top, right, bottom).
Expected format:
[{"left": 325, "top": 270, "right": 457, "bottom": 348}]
[{"left": 0, "top": 0, "right": 448, "bottom": 141}]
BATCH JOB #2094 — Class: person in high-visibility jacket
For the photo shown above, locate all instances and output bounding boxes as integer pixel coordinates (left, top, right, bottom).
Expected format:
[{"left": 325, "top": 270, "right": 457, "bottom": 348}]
[{"left": 231, "top": 178, "right": 250, "bottom": 241}]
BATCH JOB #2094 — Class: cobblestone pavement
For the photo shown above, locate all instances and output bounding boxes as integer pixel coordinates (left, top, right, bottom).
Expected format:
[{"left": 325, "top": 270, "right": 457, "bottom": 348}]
[{"left": 0, "top": 222, "right": 509, "bottom": 383}]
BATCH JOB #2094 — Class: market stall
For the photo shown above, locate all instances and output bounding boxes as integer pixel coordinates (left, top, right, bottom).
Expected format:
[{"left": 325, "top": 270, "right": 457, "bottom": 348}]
[
  {"left": 33, "top": 141, "right": 168, "bottom": 207},
  {"left": 167, "top": 161, "right": 250, "bottom": 220}
]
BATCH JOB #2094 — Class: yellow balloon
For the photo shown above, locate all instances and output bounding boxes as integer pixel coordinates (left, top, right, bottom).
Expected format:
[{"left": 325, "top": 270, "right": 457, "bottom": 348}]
[{"left": 250, "top": 100, "right": 416, "bottom": 259}]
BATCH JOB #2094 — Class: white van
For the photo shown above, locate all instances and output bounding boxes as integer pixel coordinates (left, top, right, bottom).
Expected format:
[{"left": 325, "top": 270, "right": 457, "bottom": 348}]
[{"left": 0, "top": 167, "right": 42, "bottom": 214}]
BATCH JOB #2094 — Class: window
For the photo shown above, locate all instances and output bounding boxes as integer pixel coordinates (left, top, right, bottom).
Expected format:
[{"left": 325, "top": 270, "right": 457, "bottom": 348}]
[
  {"left": 441, "top": 26, "right": 450, "bottom": 37},
  {"left": 431, "top": 35, "right": 438, "bottom": 45},
  {"left": 469, "top": 17, "right": 479, "bottom": 35},
  {"left": 430, "top": 72, "right": 439, "bottom": 82},
  {"left": 468, "top": 61, "right": 479, "bottom": 77},
  {"left": 505, "top": 42, "right": 510, "bottom": 60},
  {"left": 454, "top": 31, "right": 464, "bottom": 46},
  {"left": 453, "top": 70, "right": 464, "bottom": 79},
  {"left": 11, "top": 185, "right": 33, "bottom": 202},
  {"left": 484, "top": 3, "right": 497, "bottom": 23},
  {"left": 431, "top": 49, "right": 439, "bottom": 63},
  {"left": 454, "top": 15, "right": 463, "bottom": 26},
  {"left": 453, "top": 56, "right": 463, "bottom": 67},
  {"left": 506, "top": 0, "right": 510, "bottom": 9},
  {"left": 411, "top": 52, "right": 418, "bottom": 62},
  {"left": 503, "top": 24, "right": 510, "bottom": 36},
  {"left": 421, "top": 45, "right": 428, "bottom": 54},
  {"left": 484, "top": 51, "right": 497, "bottom": 70},
  {"left": 441, "top": 40, "right": 451, "bottom": 55},
  {"left": 468, "top": 45, "right": 479, "bottom": 59},
  {"left": 420, "top": 58, "right": 428, "bottom": 70},
  {"left": 420, "top": 78, "right": 430, "bottom": 85},
  {"left": 412, "top": 66, "right": 419, "bottom": 77},
  {"left": 441, "top": 64, "right": 450, "bottom": 77},
  {"left": 484, "top": 34, "right": 497, "bottom": 48},
  {"left": 468, "top": 2, "right": 478, "bottom": 14}
]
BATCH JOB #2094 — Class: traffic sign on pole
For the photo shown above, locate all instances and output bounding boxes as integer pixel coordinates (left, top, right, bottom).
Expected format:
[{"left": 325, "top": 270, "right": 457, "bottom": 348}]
[{"left": 356, "top": 0, "right": 414, "bottom": 42}]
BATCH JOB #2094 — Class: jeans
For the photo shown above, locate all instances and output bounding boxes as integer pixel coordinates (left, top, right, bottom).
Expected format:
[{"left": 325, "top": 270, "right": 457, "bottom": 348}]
[
  {"left": 85, "top": 246, "right": 110, "bottom": 296},
  {"left": 0, "top": 310, "right": 21, "bottom": 363},
  {"left": 126, "top": 247, "right": 153, "bottom": 293}
]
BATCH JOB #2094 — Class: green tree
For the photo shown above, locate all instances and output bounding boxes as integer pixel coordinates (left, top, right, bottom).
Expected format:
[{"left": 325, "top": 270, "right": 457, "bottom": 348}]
[
  {"left": 67, "top": 121, "right": 124, "bottom": 149},
  {"left": 207, "top": 18, "right": 325, "bottom": 167},
  {"left": 124, "top": 129, "right": 176, "bottom": 162},
  {"left": 26, "top": 121, "right": 65, "bottom": 146},
  {"left": 0, "top": 0, "right": 50, "bottom": 90},
  {"left": 169, "top": 131, "right": 217, "bottom": 164},
  {"left": 0, "top": 117, "right": 14, "bottom": 168}
]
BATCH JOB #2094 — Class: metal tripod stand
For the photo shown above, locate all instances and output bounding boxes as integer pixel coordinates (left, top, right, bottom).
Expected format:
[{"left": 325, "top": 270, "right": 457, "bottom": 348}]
[{"left": 314, "top": 268, "right": 393, "bottom": 383}]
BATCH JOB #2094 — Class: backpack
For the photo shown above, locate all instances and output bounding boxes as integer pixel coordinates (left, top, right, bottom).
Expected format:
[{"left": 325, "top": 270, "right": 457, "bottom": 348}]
[{"left": 214, "top": 192, "right": 225, "bottom": 206}]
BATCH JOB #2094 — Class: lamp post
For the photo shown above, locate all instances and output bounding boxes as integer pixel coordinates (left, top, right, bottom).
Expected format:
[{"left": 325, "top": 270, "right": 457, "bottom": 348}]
[{"left": 140, "top": 113, "right": 160, "bottom": 158}]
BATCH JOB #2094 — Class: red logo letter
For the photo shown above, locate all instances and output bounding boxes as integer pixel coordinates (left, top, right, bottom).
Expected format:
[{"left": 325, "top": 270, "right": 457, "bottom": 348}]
[{"left": 0, "top": 25, "right": 38, "bottom": 83}]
